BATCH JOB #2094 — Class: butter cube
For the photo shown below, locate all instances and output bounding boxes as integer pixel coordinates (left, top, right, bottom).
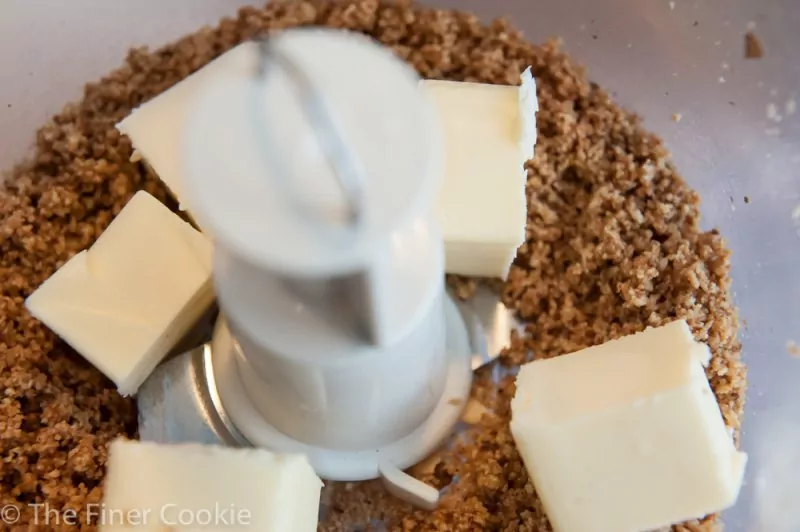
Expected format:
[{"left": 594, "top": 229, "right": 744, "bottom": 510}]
[
  {"left": 101, "top": 439, "right": 323, "bottom": 531},
  {"left": 510, "top": 320, "right": 746, "bottom": 532},
  {"left": 25, "top": 191, "right": 213, "bottom": 395},
  {"left": 422, "top": 68, "right": 538, "bottom": 279},
  {"left": 117, "top": 43, "right": 256, "bottom": 211}
]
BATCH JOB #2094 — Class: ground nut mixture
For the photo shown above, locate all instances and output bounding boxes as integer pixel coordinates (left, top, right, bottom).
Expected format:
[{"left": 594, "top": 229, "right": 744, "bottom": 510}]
[{"left": 0, "top": 1, "right": 745, "bottom": 530}]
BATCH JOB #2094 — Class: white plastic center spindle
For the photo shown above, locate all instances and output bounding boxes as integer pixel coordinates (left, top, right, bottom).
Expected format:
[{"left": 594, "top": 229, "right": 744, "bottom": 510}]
[{"left": 179, "top": 29, "right": 472, "bottom": 489}]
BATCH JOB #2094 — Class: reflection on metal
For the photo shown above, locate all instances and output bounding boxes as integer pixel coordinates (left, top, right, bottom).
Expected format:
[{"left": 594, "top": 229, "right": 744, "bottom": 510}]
[
  {"left": 137, "top": 345, "right": 248, "bottom": 447},
  {"left": 451, "top": 284, "right": 522, "bottom": 370}
]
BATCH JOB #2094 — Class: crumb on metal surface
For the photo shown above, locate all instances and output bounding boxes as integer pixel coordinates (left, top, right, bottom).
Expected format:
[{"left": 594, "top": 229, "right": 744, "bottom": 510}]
[
  {"left": 787, "top": 341, "right": 800, "bottom": 358},
  {"left": 672, "top": 113, "right": 683, "bottom": 123},
  {"left": 745, "top": 31, "right": 764, "bottom": 59}
]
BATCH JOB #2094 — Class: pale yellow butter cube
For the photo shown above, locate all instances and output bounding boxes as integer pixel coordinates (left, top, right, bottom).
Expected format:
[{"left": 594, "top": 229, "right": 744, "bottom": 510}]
[
  {"left": 422, "top": 68, "right": 537, "bottom": 279},
  {"left": 25, "top": 191, "right": 213, "bottom": 395},
  {"left": 100, "top": 439, "right": 323, "bottom": 531},
  {"left": 117, "top": 43, "right": 257, "bottom": 210},
  {"left": 510, "top": 320, "right": 746, "bottom": 532}
]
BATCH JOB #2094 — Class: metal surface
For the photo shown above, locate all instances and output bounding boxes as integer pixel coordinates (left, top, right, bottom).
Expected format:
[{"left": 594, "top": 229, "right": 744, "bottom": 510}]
[
  {"left": 452, "top": 284, "right": 522, "bottom": 370},
  {"left": 137, "top": 344, "right": 248, "bottom": 447}
]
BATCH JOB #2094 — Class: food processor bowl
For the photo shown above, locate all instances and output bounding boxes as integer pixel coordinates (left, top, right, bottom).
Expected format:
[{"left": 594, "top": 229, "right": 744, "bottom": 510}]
[{"left": 2, "top": 1, "right": 798, "bottom": 530}]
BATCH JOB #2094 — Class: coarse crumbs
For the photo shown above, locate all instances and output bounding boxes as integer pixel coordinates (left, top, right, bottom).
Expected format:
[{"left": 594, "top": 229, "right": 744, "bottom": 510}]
[{"left": 0, "top": 1, "right": 745, "bottom": 531}]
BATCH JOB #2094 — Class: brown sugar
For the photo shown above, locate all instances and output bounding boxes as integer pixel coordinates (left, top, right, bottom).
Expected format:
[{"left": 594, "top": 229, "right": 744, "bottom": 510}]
[
  {"left": 744, "top": 31, "right": 764, "bottom": 59},
  {"left": 0, "top": 1, "right": 745, "bottom": 530}
]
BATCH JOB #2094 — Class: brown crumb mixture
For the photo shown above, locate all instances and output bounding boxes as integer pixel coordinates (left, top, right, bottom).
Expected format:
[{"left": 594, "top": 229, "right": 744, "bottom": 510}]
[
  {"left": 744, "top": 31, "right": 764, "bottom": 59},
  {"left": 0, "top": 1, "right": 745, "bottom": 531}
]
